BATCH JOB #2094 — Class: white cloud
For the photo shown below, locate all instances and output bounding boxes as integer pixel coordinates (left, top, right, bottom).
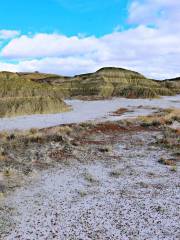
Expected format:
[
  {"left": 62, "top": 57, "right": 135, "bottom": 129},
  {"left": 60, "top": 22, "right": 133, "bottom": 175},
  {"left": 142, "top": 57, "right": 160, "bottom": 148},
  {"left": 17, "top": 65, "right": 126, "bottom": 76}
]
[
  {"left": 1, "top": 33, "right": 102, "bottom": 59},
  {"left": 0, "top": 1, "right": 180, "bottom": 79},
  {"left": 1, "top": 24, "right": 180, "bottom": 79},
  {"left": 0, "top": 61, "right": 20, "bottom": 72},
  {"left": 0, "top": 30, "right": 20, "bottom": 40},
  {"left": 128, "top": 0, "right": 180, "bottom": 32}
]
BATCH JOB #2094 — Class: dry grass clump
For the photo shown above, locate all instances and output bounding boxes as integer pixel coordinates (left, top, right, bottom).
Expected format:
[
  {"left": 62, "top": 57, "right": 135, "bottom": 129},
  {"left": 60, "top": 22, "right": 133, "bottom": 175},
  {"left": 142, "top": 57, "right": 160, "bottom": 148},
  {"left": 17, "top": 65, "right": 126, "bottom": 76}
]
[
  {"left": 158, "top": 157, "right": 176, "bottom": 166},
  {"left": 139, "top": 109, "right": 180, "bottom": 156},
  {"left": 0, "top": 147, "right": 7, "bottom": 161},
  {"left": 156, "top": 127, "right": 180, "bottom": 158},
  {"left": 170, "top": 165, "right": 177, "bottom": 172},
  {"left": 110, "top": 108, "right": 128, "bottom": 116},
  {"left": 3, "top": 168, "right": 11, "bottom": 177},
  {"left": 164, "top": 109, "right": 180, "bottom": 122},
  {"left": 77, "top": 190, "right": 88, "bottom": 197},
  {"left": 139, "top": 108, "right": 180, "bottom": 127},
  {"left": 29, "top": 128, "right": 38, "bottom": 135},
  {"left": 57, "top": 126, "right": 73, "bottom": 135},
  {"left": 0, "top": 131, "right": 9, "bottom": 140},
  {"left": 109, "top": 169, "right": 122, "bottom": 178},
  {"left": 158, "top": 156, "right": 178, "bottom": 172},
  {"left": 83, "top": 172, "right": 99, "bottom": 184},
  {"left": 0, "top": 154, "right": 6, "bottom": 161}
]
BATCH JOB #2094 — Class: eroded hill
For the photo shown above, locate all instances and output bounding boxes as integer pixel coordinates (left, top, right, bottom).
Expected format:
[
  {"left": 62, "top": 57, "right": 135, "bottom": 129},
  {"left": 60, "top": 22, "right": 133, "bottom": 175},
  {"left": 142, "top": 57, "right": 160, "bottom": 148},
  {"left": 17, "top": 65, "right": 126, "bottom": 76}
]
[
  {"left": 0, "top": 67, "right": 179, "bottom": 117},
  {"left": 26, "top": 67, "right": 179, "bottom": 98},
  {"left": 0, "top": 72, "right": 69, "bottom": 117},
  {"left": 161, "top": 77, "right": 180, "bottom": 92}
]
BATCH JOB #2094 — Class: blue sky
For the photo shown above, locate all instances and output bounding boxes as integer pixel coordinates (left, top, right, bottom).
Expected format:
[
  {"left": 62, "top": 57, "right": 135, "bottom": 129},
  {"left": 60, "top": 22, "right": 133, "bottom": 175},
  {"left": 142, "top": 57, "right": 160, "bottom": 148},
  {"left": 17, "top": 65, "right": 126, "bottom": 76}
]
[
  {"left": 0, "top": 0, "right": 129, "bottom": 36},
  {"left": 0, "top": 0, "right": 180, "bottom": 79}
]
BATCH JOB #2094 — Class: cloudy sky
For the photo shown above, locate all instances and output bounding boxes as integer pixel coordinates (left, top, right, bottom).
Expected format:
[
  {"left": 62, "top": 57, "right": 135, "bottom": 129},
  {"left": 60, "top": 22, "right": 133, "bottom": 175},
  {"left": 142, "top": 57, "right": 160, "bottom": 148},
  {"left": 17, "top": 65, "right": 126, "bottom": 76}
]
[{"left": 0, "top": 0, "right": 179, "bottom": 79}]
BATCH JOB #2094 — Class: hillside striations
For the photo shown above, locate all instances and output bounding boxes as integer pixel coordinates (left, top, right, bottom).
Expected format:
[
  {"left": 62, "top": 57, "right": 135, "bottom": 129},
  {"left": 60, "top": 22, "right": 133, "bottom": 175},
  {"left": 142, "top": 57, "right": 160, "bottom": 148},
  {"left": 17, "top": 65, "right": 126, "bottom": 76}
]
[
  {"left": 0, "top": 67, "right": 179, "bottom": 117},
  {"left": 0, "top": 72, "right": 69, "bottom": 117}
]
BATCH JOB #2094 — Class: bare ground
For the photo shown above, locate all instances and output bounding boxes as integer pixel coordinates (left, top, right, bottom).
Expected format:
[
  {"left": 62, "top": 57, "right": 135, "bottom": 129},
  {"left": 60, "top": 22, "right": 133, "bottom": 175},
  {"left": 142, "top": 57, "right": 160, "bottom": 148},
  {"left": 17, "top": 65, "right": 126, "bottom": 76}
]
[{"left": 0, "top": 121, "right": 179, "bottom": 240}]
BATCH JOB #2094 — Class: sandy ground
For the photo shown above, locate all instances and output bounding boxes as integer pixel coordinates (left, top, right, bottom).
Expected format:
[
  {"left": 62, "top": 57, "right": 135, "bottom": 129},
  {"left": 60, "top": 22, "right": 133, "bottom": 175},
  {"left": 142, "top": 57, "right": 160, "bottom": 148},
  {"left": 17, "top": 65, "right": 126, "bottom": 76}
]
[
  {"left": 0, "top": 130, "right": 179, "bottom": 240},
  {"left": 0, "top": 95, "right": 179, "bottom": 131}
]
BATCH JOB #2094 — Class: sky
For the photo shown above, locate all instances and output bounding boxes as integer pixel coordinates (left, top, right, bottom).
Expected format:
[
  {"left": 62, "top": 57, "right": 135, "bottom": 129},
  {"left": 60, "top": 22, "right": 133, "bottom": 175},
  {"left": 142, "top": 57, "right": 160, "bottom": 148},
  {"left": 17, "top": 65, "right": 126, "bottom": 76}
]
[{"left": 0, "top": 0, "right": 179, "bottom": 79}]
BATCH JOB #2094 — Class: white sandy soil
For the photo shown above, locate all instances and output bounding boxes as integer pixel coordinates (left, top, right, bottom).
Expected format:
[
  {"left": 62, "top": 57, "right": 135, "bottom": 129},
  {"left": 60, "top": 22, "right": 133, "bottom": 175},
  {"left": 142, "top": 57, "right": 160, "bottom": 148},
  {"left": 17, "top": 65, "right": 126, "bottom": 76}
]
[{"left": 1, "top": 131, "right": 179, "bottom": 240}]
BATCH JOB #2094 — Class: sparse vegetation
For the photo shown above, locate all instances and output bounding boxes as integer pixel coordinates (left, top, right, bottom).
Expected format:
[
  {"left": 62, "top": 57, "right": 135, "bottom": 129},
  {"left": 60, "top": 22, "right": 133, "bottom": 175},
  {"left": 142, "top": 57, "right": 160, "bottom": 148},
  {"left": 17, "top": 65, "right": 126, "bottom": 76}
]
[
  {"left": 83, "top": 172, "right": 99, "bottom": 183},
  {"left": 3, "top": 168, "right": 12, "bottom": 177},
  {"left": 0, "top": 154, "right": 6, "bottom": 161},
  {"left": 29, "top": 128, "right": 38, "bottom": 135},
  {"left": 110, "top": 108, "right": 128, "bottom": 116},
  {"left": 109, "top": 169, "right": 122, "bottom": 177},
  {"left": 139, "top": 108, "right": 180, "bottom": 127},
  {"left": 170, "top": 165, "right": 177, "bottom": 172},
  {"left": 158, "top": 157, "right": 176, "bottom": 166},
  {"left": 77, "top": 190, "right": 88, "bottom": 197}
]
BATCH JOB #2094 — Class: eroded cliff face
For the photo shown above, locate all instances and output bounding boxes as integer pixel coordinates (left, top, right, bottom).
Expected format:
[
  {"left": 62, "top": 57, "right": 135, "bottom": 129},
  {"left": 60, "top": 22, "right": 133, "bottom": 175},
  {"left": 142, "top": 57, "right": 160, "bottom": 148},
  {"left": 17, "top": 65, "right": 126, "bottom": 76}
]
[
  {"left": 51, "top": 67, "right": 177, "bottom": 98},
  {"left": 161, "top": 77, "right": 180, "bottom": 94},
  {"left": 12, "top": 67, "right": 179, "bottom": 99},
  {"left": 0, "top": 72, "right": 69, "bottom": 117}
]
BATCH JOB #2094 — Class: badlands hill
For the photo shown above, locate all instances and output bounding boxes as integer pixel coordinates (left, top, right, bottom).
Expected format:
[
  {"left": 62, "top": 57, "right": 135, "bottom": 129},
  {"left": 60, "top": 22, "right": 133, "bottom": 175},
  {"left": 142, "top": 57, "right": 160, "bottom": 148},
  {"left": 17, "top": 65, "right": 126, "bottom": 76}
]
[
  {"left": 0, "top": 67, "right": 179, "bottom": 117},
  {"left": 28, "top": 67, "right": 179, "bottom": 98},
  {"left": 0, "top": 71, "right": 69, "bottom": 117},
  {"left": 162, "top": 77, "right": 180, "bottom": 89}
]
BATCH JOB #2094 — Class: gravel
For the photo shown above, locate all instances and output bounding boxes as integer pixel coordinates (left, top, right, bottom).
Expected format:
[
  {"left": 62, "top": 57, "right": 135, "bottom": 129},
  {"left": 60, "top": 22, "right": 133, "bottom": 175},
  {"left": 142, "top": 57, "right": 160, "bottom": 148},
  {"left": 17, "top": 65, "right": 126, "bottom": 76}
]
[{"left": 1, "top": 131, "right": 179, "bottom": 240}]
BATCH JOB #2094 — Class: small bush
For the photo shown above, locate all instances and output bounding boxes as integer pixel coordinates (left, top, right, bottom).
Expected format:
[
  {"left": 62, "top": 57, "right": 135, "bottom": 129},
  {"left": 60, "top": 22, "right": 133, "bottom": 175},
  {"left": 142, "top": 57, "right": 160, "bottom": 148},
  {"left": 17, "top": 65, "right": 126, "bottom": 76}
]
[{"left": 158, "top": 157, "right": 176, "bottom": 166}]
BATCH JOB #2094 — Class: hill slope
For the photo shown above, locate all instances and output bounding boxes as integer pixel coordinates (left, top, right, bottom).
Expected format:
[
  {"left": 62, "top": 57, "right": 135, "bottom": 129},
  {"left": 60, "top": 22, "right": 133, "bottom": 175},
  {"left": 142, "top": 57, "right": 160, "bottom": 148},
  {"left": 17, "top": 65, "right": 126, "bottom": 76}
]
[
  {"left": 0, "top": 72, "right": 69, "bottom": 117},
  {"left": 161, "top": 77, "right": 180, "bottom": 94},
  {"left": 0, "top": 67, "right": 179, "bottom": 117},
  {"left": 31, "top": 67, "right": 177, "bottom": 98}
]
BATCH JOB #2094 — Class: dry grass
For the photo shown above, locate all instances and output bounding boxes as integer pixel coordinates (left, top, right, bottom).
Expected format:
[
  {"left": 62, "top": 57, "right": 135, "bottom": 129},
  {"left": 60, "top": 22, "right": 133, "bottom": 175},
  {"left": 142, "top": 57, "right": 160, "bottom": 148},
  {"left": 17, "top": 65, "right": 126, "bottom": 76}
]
[
  {"left": 139, "top": 108, "right": 180, "bottom": 127},
  {"left": 109, "top": 169, "right": 122, "bottom": 177},
  {"left": 0, "top": 155, "right": 6, "bottom": 161},
  {"left": 110, "top": 108, "right": 128, "bottom": 116},
  {"left": 57, "top": 126, "right": 73, "bottom": 134},
  {"left": 29, "top": 128, "right": 38, "bottom": 135},
  {"left": 83, "top": 172, "right": 99, "bottom": 183},
  {"left": 164, "top": 109, "right": 180, "bottom": 122},
  {"left": 158, "top": 157, "right": 176, "bottom": 166}
]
